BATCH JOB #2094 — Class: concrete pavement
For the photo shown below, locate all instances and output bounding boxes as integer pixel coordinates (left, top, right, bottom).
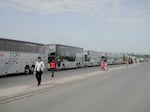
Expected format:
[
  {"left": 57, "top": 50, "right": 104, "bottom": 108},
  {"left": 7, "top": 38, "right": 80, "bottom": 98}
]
[
  {"left": 0, "top": 63, "right": 150, "bottom": 112},
  {"left": 0, "top": 64, "right": 135, "bottom": 103}
]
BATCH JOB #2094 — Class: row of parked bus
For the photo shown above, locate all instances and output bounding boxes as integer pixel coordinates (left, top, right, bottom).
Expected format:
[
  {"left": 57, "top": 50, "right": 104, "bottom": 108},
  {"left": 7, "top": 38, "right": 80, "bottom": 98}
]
[{"left": 0, "top": 38, "right": 126, "bottom": 76}]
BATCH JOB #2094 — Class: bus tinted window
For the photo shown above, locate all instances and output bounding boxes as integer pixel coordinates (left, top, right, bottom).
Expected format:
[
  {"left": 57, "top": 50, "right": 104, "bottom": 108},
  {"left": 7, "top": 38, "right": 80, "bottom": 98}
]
[
  {"left": 0, "top": 40, "right": 5, "bottom": 50},
  {"left": 27, "top": 44, "right": 37, "bottom": 52},
  {"left": 37, "top": 46, "right": 45, "bottom": 53},
  {"left": 5, "top": 40, "right": 18, "bottom": 51},
  {"left": 62, "top": 56, "right": 75, "bottom": 61},
  {"left": 17, "top": 42, "right": 45, "bottom": 53},
  {"left": 18, "top": 43, "right": 28, "bottom": 52}
]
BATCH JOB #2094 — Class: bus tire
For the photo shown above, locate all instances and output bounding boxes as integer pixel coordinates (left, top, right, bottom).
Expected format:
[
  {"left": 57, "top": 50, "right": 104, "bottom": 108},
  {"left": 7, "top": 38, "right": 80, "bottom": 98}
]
[
  {"left": 24, "top": 65, "right": 30, "bottom": 75},
  {"left": 76, "top": 63, "right": 79, "bottom": 68},
  {"left": 62, "top": 64, "right": 65, "bottom": 69},
  {"left": 78, "top": 63, "right": 81, "bottom": 68},
  {"left": 30, "top": 65, "right": 35, "bottom": 74}
]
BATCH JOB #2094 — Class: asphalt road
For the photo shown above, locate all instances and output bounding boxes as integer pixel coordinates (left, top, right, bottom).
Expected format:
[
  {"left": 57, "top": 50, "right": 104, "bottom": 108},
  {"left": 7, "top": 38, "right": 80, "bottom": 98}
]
[
  {"left": 1, "top": 63, "right": 150, "bottom": 112},
  {"left": 0, "top": 64, "right": 124, "bottom": 89}
]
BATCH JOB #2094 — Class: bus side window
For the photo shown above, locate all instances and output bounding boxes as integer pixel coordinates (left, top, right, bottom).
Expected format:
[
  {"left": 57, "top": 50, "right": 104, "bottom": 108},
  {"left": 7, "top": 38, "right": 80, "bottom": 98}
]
[
  {"left": 85, "top": 55, "right": 90, "bottom": 61},
  {"left": 0, "top": 40, "right": 5, "bottom": 50}
]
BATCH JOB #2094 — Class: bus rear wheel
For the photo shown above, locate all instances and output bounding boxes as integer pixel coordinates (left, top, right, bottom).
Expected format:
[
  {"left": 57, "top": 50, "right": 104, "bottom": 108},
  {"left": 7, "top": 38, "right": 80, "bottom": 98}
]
[
  {"left": 30, "top": 65, "right": 35, "bottom": 74},
  {"left": 62, "top": 64, "right": 65, "bottom": 69},
  {"left": 24, "top": 66, "right": 30, "bottom": 75}
]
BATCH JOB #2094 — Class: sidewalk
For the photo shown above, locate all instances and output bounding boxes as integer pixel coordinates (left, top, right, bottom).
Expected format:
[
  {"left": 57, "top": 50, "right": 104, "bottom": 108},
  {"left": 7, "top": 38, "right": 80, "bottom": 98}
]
[{"left": 0, "top": 65, "right": 137, "bottom": 103}]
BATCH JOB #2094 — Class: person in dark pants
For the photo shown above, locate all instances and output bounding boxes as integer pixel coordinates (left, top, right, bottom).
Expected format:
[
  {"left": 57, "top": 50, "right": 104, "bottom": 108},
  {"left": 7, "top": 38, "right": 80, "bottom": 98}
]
[
  {"left": 34, "top": 57, "right": 45, "bottom": 86},
  {"left": 50, "top": 59, "right": 56, "bottom": 78},
  {"left": 57, "top": 58, "right": 61, "bottom": 71}
]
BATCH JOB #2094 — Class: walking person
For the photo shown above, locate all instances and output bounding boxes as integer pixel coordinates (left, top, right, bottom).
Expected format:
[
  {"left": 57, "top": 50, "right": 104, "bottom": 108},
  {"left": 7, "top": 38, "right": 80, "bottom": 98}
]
[
  {"left": 57, "top": 58, "right": 61, "bottom": 71},
  {"left": 100, "top": 60, "right": 105, "bottom": 71},
  {"left": 34, "top": 57, "right": 45, "bottom": 86},
  {"left": 104, "top": 59, "right": 108, "bottom": 71},
  {"left": 50, "top": 59, "right": 56, "bottom": 78}
]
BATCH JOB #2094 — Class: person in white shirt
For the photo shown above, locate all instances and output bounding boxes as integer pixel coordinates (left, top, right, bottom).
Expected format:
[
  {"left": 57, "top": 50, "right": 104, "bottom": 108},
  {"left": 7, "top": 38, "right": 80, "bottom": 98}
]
[{"left": 34, "top": 57, "right": 45, "bottom": 86}]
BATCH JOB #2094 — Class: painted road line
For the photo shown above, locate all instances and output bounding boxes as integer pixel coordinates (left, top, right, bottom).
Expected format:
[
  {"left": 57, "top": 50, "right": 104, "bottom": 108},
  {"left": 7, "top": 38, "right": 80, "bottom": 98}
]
[{"left": 0, "top": 86, "right": 29, "bottom": 97}]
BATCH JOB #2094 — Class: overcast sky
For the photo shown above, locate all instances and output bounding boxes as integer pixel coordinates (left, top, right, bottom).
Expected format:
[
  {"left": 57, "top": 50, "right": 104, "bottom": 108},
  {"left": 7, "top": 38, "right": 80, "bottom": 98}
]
[{"left": 0, "top": 0, "right": 150, "bottom": 54}]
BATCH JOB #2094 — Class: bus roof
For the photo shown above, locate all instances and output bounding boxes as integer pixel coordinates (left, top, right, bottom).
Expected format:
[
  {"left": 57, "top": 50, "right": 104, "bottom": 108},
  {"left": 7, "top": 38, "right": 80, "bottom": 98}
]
[
  {"left": 46, "top": 44, "right": 83, "bottom": 50},
  {"left": 0, "top": 37, "right": 44, "bottom": 46}
]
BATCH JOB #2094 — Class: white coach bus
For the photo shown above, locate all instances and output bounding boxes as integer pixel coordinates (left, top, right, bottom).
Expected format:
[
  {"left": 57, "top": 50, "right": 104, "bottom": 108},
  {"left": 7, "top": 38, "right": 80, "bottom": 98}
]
[
  {"left": 84, "top": 50, "right": 101, "bottom": 67},
  {"left": 115, "top": 53, "right": 125, "bottom": 64},
  {"left": 46, "top": 44, "right": 85, "bottom": 69},
  {"left": 107, "top": 53, "right": 125, "bottom": 65},
  {"left": 0, "top": 38, "right": 47, "bottom": 76}
]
